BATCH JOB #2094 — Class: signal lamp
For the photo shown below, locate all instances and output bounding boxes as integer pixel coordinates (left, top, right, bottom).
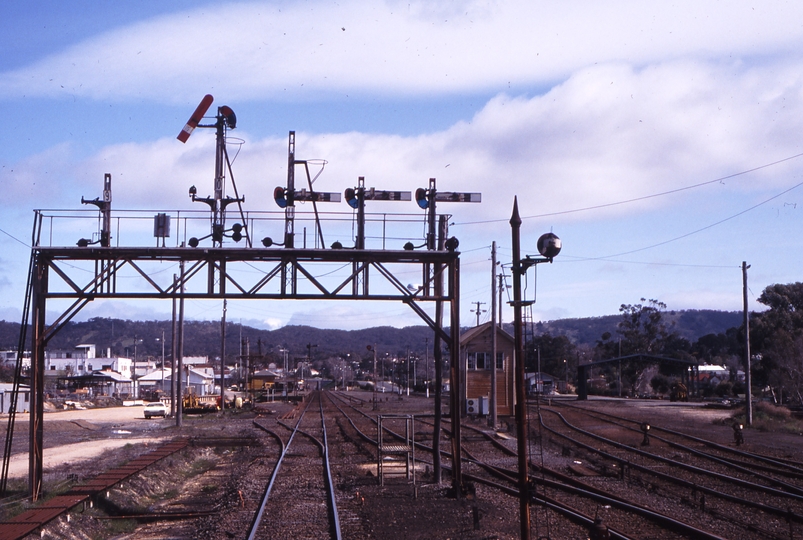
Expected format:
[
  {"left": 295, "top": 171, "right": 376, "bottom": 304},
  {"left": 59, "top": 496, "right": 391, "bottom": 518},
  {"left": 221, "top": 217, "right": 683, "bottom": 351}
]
[
  {"left": 403, "top": 242, "right": 415, "bottom": 251},
  {"left": 77, "top": 238, "right": 90, "bottom": 247},
  {"left": 261, "top": 237, "right": 273, "bottom": 247},
  {"left": 188, "top": 185, "right": 197, "bottom": 198},
  {"left": 231, "top": 223, "right": 243, "bottom": 242},
  {"left": 331, "top": 241, "right": 343, "bottom": 249},
  {"left": 537, "top": 232, "right": 562, "bottom": 259},
  {"left": 445, "top": 236, "right": 459, "bottom": 252},
  {"left": 219, "top": 106, "right": 236, "bottom": 129},
  {"left": 415, "top": 188, "right": 429, "bottom": 209},
  {"left": 274, "top": 187, "right": 288, "bottom": 208},
  {"left": 189, "top": 237, "right": 200, "bottom": 248},
  {"left": 345, "top": 188, "right": 359, "bottom": 209}
]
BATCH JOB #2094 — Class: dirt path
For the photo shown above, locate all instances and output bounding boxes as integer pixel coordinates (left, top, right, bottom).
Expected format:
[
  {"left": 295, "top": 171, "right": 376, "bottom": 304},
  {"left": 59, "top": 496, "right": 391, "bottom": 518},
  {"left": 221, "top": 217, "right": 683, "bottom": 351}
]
[
  {"left": 2, "top": 405, "right": 172, "bottom": 477},
  {"left": 4, "top": 437, "right": 165, "bottom": 477}
]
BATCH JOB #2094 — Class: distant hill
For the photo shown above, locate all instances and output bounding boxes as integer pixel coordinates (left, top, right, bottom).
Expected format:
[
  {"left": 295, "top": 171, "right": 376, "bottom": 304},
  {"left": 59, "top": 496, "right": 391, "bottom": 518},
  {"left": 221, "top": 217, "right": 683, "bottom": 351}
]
[
  {"left": 0, "top": 319, "right": 439, "bottom": 364},
  {"left": 0, "top": 309, "right": 743, "bottom": 361},
  {"left": 532, "top": 310, "right": 743, "bottom": 346}
]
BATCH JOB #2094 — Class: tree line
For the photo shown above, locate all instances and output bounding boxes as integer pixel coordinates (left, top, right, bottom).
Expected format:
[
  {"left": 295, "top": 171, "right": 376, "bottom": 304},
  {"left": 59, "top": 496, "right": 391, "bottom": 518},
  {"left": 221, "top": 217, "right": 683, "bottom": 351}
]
[
  {"left": 5, "top": 292, "right": 792, "bottom": 400},
  {"left": 529, "top": 283, "right": 803, "bottom": 403}
]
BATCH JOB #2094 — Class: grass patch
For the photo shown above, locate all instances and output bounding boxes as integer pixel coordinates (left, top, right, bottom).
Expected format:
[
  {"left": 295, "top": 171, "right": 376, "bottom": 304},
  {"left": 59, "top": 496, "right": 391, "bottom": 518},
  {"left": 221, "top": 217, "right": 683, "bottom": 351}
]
[
  {"left": 97, "top": 518, "right": 138, "bottom": 537},
  {"left": 184, "top": 458, "right": 216, "bottom": 479},
  {"left": 155, "top": 488, "right": 180, "bottom": 501},
  {"left": 721, "top": 402, "right": 803, "bottom": 433}
]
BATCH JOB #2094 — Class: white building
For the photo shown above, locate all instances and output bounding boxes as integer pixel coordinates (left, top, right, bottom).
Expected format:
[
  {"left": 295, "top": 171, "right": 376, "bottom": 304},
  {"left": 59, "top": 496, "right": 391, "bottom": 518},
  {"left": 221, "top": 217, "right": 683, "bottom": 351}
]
[
  {"left": 139, "top": 367, "right": 216, "bottom": 396},
  {"left": 0, "top": 383, "right": 30, "bottom": 414},
  {"left": 45, "top": 344, "right": 132, "bottom": 380},
  {"left": 182, "top": 356, "right": 210, "bottom": 366},
  {"left": 0, "top": 350, "right": 30, "bottom": 369}
]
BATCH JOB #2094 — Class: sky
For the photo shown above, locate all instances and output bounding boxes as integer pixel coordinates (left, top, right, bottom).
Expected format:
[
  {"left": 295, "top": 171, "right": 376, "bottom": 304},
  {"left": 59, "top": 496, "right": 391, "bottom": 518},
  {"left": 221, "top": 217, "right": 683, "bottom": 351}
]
[{"left": 2, "top": 0, "right": 803, "bottom": 333}]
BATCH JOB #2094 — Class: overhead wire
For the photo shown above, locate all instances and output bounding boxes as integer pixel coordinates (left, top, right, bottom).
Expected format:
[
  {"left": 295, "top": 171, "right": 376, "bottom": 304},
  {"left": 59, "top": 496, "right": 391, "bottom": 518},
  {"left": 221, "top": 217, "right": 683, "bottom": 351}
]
[
  {"left": 0, "top": 228, "right": 29, "bottom": 249},
  {"left": 452, "top": 150, "right": 803, "bottom": 226},
  {"left": 456, "top": 159, "right": 803, "bottom": 267},
  {"left": 578, "top": 179, "right": 803, "bottom": 260}
]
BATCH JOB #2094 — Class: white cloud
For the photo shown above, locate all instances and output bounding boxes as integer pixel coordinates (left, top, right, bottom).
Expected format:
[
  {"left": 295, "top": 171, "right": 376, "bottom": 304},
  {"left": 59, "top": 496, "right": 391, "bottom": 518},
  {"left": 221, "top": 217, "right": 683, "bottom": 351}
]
[
  {"left": 2, "top": 143, "right": 80, "bottom": 207},
  {"left": 9, "top": 57, "right": 803, "bottom": 231},
  {"left": 6, "top": 0, "right": 803, "bottom": 329},
  {"left": 3, "top": 1, "right": 803, "bottom": 103},
  {"left": 286, "top": 302, "right": 422, "bottom": 330}
]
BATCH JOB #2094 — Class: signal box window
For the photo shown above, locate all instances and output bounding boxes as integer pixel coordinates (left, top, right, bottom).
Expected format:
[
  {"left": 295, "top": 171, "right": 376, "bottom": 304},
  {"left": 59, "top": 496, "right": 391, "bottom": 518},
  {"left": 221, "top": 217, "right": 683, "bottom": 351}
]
[{"left": 468, "top": 353, "right": 493, "bottom": 370}]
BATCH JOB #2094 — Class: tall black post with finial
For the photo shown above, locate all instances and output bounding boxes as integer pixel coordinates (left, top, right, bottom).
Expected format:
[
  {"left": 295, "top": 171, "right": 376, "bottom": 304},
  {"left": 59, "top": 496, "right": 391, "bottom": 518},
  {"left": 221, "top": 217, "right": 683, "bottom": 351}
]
[
  {"left": 510, "top": 197, "right": 531, "bottom": 540},
  {"left": 509, "top": 198, "right": 562, "bottom": 540}
]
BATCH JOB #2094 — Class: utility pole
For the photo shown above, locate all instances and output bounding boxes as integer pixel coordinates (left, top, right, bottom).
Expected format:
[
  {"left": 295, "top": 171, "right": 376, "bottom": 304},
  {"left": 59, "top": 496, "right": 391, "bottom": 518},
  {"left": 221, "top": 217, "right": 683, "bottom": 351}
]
[
  {"left": 743, "top": 261, "right": 753, "bottom": 426},
  {"left": 176, "top": 260, "right": 185, "bottom": 427},
  {"left": 425, "top": 337, "right": 430, "bottom": 398},
  {"left": 133, "top": 335, "right": 138, "bottom": 399},
  {"left": 245, "top": 338, "right": 251, "bottom": 402},
  {"left": 406, "top": 347, "right": 410, "bottom": 396},
  {"left": 498, "top": 272, "right": 506, "bottom": 327},
  {"left": 170, "top": 274, "right": 177, "bottom": 418},
  {"left": 369, "top": 344, "right": 378, "bottom": 410},
  {"left": 490, "top": 241, "right": 498, "bottom": 429},
  {"left": 471, "top": 301, "right": 486, "bottom": 326},
  {"left": 220, "top": 299, "right": 227, "bottom": 408},
  {"left": 161, "top": 329, "right": 165, "bottom": 396}
]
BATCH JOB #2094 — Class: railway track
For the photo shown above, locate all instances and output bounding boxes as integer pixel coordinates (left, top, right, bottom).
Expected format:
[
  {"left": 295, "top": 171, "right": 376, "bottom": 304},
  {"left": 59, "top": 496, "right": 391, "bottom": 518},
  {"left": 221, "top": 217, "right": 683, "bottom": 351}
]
[
  {"left": 563, "top": 401, "right": 803, "bottom": 479},
  {"left": 535, "top": 403, "right": 803, "bottom": 538},
  {"left": 3, "top": 393, "right": 798, "bottom": 538},
  {"left": 247, "top": 392, "right": 342, "bottom": 540},
  {"left": 455, "top": 421, "right": 726, "bottom": 540},
  {"left": 0, "top": 439, "right": 190, "bottom": 540},
  {"left": 327, "top": 391, "right": 722, "bottom": 539}
]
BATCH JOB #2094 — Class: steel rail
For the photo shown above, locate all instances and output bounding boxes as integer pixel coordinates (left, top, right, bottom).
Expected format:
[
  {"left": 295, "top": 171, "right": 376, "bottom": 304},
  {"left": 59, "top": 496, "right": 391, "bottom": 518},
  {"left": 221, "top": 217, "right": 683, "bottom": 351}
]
[
  {"left": 325, "top": 393, "right": 640, "bottom": 540},
  {"left": 554, "top": 401, "right": 803, "bottom": 476},
  {"left": 421, "top": 416, "right": 725, "bottom": 539},
  {"left": 458, "top": 436, "right": 726, "bottom": 540},
  {"left": 541, "top": 407, "right": 803, "bottom": 503},
  {"left": 319, "top": 394, "right": 342, "bottom": 540},
  {"left": 548, "top": 403, "right": 803, "bottom": 492},
  {"left": 333, "top": 393, "right": 790, "bottom": 539},
  {"left": 245, "top": 395, "right": 313, "bottom": 540},
  {"left": 248, "top": 393, "right": 341, "bottom": 540},
  {"left": 252, "top": 421, "right": 286, "bottom": 456},
  {"left": 539, "top": 408, "right": 803, "bottom": 524}
]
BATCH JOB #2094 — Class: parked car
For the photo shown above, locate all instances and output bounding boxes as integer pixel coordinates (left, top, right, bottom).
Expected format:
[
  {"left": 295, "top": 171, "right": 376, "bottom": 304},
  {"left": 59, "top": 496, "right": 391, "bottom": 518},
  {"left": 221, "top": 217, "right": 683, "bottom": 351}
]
[{"left": 143, "top": 401, "right": 167, "bottom": 419}]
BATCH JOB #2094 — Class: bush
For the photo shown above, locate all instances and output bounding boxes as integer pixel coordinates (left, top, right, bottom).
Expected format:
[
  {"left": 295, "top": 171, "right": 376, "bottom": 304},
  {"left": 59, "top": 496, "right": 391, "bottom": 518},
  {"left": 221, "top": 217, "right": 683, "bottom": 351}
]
[
  {"left": 724, "top": 401, "right": 802, "bottom": 433},
  {"left": 753, "top": 401, "right": 791, "bottom": 421},
  {"left": 714, "top": 381, "right": 733, "bottom": 397}
]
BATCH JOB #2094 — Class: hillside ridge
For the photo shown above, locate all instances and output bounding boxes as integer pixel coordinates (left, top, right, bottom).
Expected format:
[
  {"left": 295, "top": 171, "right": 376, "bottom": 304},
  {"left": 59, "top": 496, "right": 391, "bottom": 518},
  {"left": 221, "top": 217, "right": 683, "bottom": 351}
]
[{"left": 0, "top": 309, "right": 742, "bottom": 361}]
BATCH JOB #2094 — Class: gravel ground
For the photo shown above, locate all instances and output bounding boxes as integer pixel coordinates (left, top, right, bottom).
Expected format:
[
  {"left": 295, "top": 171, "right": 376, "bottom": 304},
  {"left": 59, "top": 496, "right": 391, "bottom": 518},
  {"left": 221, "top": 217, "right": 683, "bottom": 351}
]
[{"left": 2, "top": 393, "right": 801, "bottom": 539}]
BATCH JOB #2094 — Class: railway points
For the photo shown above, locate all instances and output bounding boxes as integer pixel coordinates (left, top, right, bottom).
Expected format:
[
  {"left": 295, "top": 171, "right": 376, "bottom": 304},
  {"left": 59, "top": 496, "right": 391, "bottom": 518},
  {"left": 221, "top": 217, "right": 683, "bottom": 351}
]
[{"left": 0, "top": 390, "right": 800, "bottom": 538}]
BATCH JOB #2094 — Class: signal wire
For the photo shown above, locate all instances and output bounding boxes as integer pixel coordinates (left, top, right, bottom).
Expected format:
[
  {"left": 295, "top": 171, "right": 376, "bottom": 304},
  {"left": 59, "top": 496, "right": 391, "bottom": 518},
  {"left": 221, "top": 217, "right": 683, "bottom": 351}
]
[
  {"left": 580, "top": 179, "right": 803, "bottom": 260},
  {"left": 0, "top": 227, "right": 30, "bottom": 249},
  {"left": 452, "top": 151, "right": 803, "bottom": 226}
]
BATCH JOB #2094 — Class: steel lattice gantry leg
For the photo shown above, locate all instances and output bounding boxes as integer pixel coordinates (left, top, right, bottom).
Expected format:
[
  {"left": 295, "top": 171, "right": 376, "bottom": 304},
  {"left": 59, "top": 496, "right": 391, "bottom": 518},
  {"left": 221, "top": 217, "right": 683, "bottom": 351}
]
[
  {"left": 23, "top": 245, "right": 462, "bottom": 501},
  {"left": 448, "top": 254, "right": 462, "bottom": 493},
  {"left": 29, "top": 253, "right": 47, "bottom": 500}
]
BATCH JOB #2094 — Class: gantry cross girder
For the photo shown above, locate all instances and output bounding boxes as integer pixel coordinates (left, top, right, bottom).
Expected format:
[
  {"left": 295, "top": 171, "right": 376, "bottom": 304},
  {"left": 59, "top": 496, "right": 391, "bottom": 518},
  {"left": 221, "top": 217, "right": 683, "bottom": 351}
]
[
  {"left": 24, "top": 244, "right": 461, "bottom": 500},
  {"left": 36, "top": 246, "right": 456, "bottom": 339}
]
